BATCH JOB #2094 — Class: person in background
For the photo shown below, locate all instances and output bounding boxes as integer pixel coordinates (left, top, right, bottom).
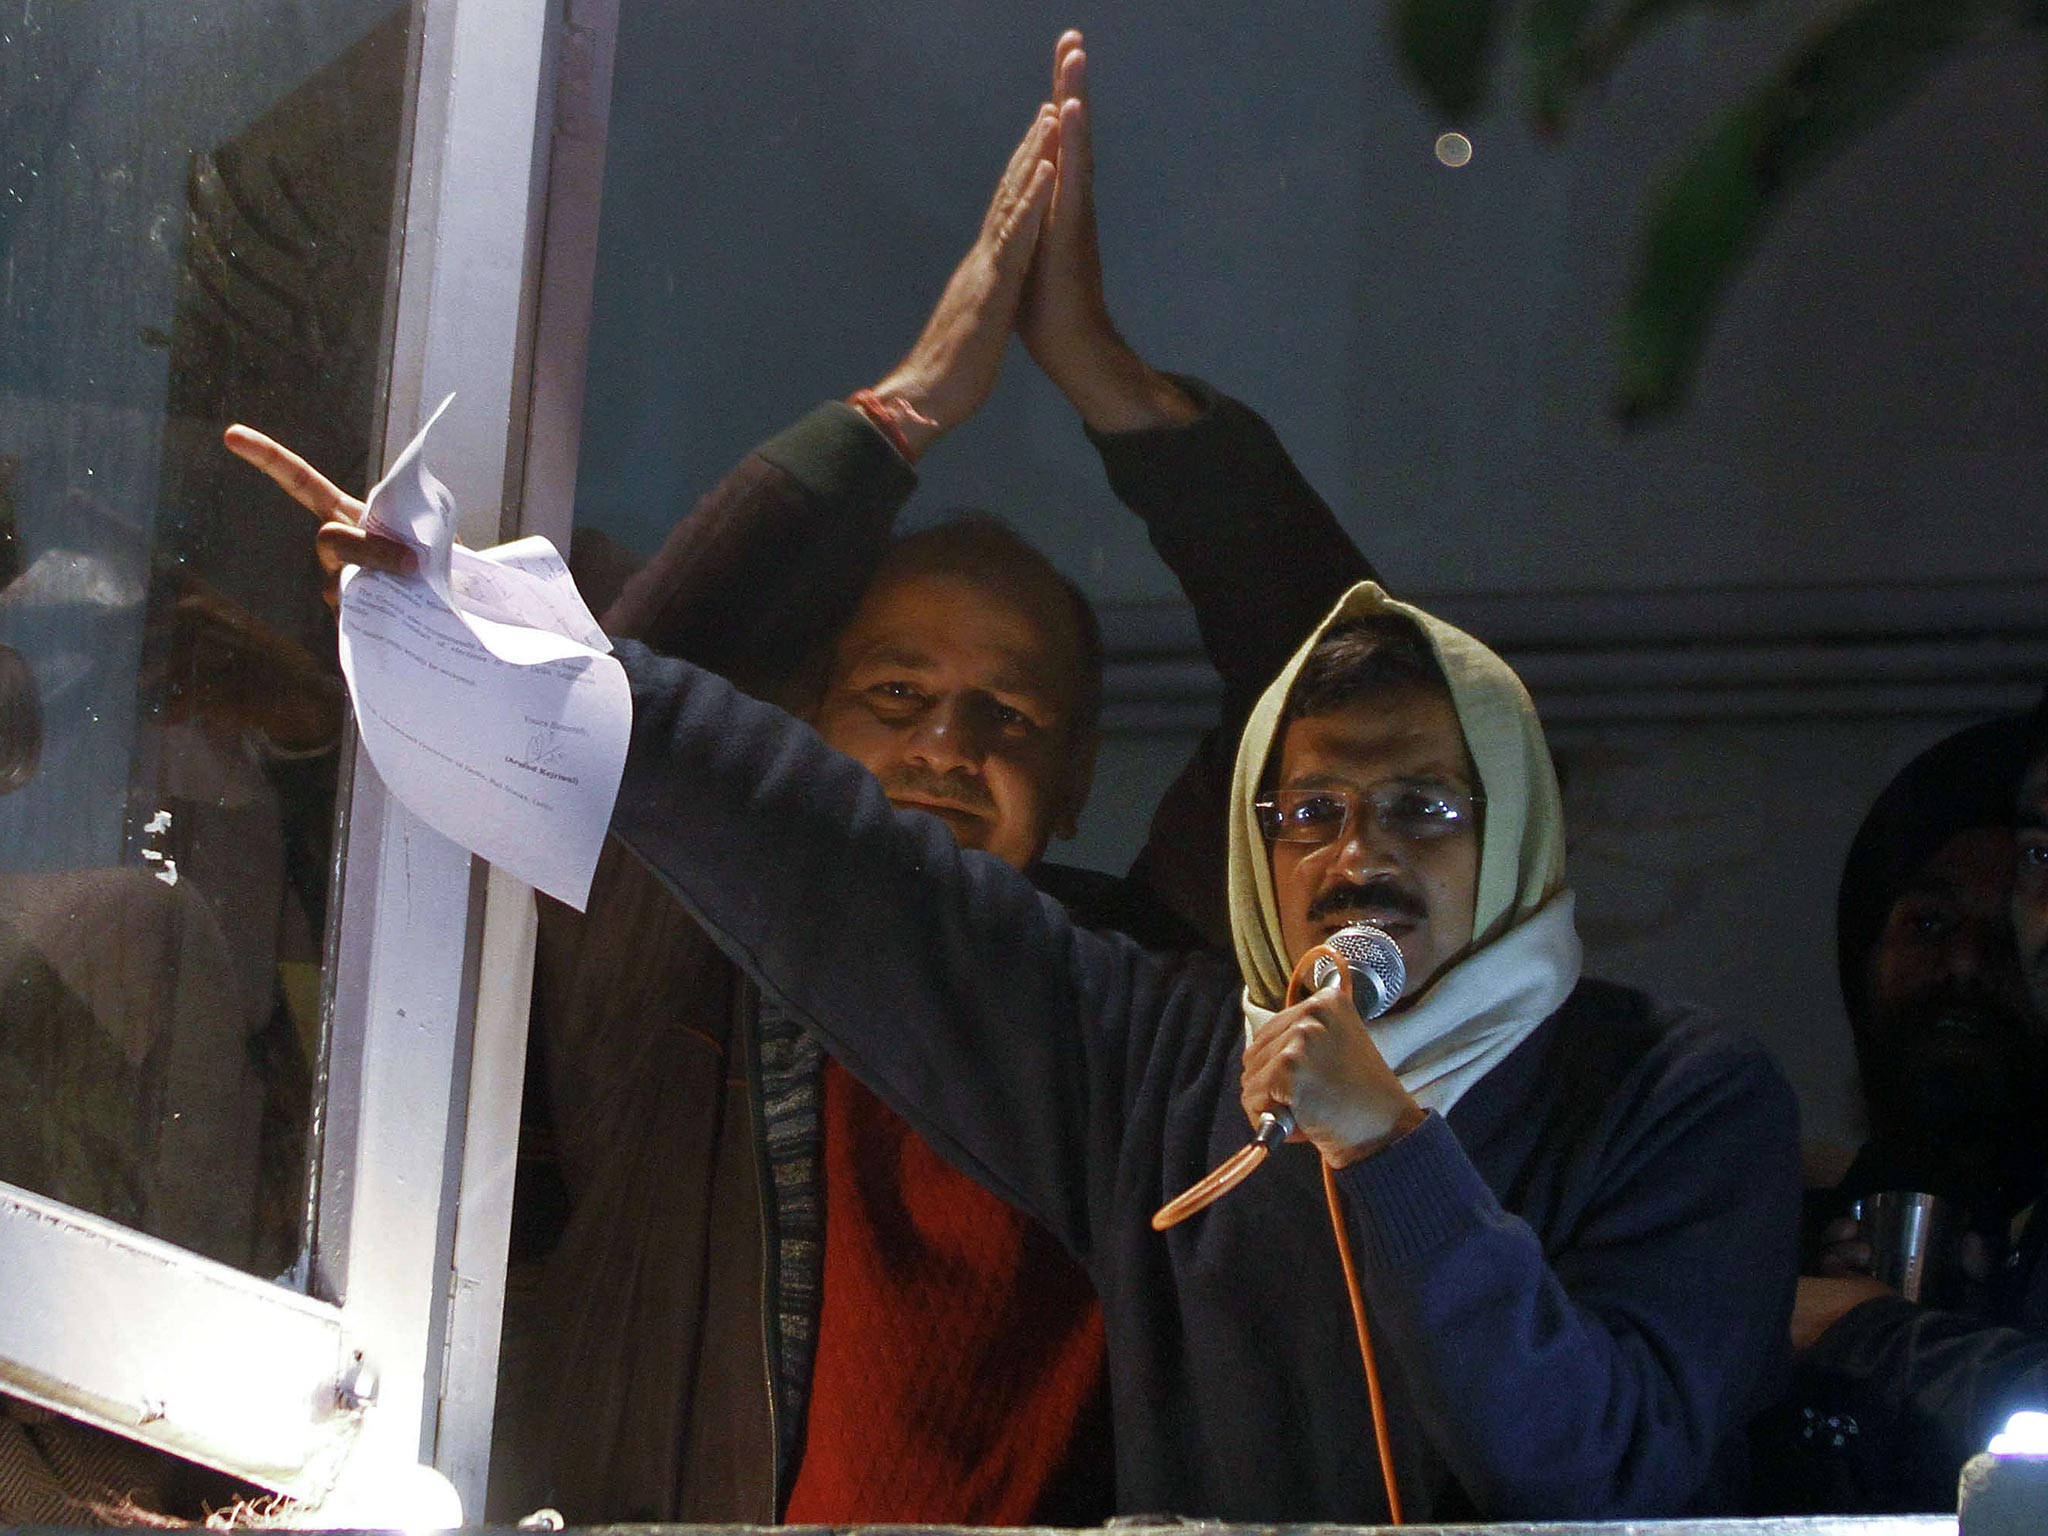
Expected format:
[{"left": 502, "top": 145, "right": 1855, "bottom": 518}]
[
  {"left": 1829, "top": 717, "right": 2044, "bottom": 1240},
  {"left": 1759, "top": 703, "right": 2048, "bottom": 1513}
]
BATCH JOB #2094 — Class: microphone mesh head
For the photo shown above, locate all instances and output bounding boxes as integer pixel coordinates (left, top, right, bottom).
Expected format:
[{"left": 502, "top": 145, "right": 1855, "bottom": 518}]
[{"left": 1315, "top": 924, "right": 1407, "bottom": 1020}]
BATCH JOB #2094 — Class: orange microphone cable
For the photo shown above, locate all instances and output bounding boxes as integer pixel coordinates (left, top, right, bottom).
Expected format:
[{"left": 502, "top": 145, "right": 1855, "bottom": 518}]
[
  {"left": 1321, "top": 1157, "right": 1403, "bottom": 1524},
  {"left": 1150, "top": 942, "right": 1404, "bottom": 1524}
]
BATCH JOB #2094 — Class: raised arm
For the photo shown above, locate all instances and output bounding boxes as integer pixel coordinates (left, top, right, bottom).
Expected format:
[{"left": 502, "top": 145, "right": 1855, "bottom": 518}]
[
  {"left": 606, "top": 103, "right": 1064, "bottom": 695},
  {"left": 1016, "top": 35, "right": 1376, "bottom": 944},
  {"left": 1020, "top": 32, "right": 1375, "bottom": 713}
]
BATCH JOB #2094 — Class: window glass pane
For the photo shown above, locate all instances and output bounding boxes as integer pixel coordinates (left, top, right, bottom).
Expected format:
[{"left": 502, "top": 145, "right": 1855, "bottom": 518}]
[{"left": 0, "top": 0, "right": 413, "bottom": 1280}]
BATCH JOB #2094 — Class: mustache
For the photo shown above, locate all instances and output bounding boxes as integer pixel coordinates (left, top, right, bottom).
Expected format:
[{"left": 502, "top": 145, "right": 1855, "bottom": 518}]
[
  {"left": 881, "top": 763, "right": 995, "bottom": 817},
  {"left": 1308, "top": 879, "right": 1428, "bottom": 926}
]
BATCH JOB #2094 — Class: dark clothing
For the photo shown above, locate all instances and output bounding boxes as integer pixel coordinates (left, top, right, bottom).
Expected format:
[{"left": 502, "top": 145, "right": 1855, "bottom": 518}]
[
  {"left": 1781, "top": 1268, "right": 2048, "bottom": 1512},
  {"left": 606, "top": 640, "right": 1804, "bottom": 1524},
  {"left": 1763, "top": 1181, "right": 2048, "bottom": 1513},
  {"left": 531, "top": 386, "right": 1370, "bottom": 1521}
]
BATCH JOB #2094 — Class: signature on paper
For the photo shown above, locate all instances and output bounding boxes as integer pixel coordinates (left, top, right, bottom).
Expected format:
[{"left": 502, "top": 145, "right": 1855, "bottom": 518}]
[{"left": 525, "top": 724, "right": 565, "bottom": 768}]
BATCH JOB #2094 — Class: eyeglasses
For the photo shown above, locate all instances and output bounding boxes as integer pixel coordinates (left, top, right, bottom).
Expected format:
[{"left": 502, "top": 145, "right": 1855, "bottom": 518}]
[{"left": 1254, "top": 781, "right": 1484, "bottom": 846}]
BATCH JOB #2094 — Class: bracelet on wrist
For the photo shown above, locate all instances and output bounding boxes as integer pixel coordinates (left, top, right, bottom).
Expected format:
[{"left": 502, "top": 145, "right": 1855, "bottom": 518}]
[{"left": 847, "top": 388, "right": 938, "bottom": 463}]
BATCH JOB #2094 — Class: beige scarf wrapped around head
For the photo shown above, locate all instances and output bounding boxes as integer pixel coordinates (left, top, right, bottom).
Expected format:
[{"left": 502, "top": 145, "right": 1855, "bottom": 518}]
[{"left": 1227, "top": 581, "right": 1582, "bottom": 1114}]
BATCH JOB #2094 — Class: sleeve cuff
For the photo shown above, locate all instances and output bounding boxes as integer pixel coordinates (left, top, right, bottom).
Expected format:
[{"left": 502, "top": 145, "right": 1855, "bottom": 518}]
[
  {"left": 1082, "top": 373, "right": 1306, "bottom": 521},
  {"left": 1082, "top": 372, "right": 1222, "bottom": 461},
  {"left": 756, "top": 400, "right": 918, "bottom": 508},
  {"left": 1335, "top": 1110, "right": 1503, "bottom": 1269}
]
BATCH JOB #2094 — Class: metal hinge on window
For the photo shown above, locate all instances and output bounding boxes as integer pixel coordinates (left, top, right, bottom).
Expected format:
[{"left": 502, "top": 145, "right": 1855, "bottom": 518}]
[
  {"left": 435, "top": 1270, "right": 469, "bottom": 1408},
  {"left": 336, "top": 1350, "right": 380, "bottom": 1413}
]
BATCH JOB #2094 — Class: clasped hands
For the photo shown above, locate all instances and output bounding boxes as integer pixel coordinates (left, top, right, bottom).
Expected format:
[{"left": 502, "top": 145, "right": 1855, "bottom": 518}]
[
  {"left": 866, "top": 29, "right": 1198, "bottom": 457},
  {"left": 1241, "top": 982, "right": 1426, "bottom": 1169}
]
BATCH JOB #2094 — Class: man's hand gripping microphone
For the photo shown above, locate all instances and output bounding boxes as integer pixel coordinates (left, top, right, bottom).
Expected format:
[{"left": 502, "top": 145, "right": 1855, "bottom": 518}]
[
  {"left": 1153, "top": 923, "right": 1405, "bottom": 1230},
  {"left": 1252, "top": 923, "right": 1406, "bottom": 1152}
]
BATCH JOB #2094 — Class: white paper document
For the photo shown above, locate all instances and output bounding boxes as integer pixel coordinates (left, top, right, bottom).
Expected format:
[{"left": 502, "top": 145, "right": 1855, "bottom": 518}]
[{"left": 336, "top": 397, "right": 629, "bottom": 910}]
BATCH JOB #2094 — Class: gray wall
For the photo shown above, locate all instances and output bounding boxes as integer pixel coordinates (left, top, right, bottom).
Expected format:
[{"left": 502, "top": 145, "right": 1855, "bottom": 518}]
[{"left": 572, "top": 1, "right": 2048, "bottom": 1150}]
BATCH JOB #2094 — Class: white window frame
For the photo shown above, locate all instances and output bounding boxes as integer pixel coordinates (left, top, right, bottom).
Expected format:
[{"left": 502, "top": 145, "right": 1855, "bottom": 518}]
[{"left": 0, "top": 0, "right": 617, "bottom": 1518}]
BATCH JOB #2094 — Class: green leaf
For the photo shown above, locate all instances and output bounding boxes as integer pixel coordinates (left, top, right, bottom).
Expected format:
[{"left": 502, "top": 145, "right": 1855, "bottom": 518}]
[
  {"left": 1523, "top": 0, "right": 1603, "bottom": 132},
  {"left": 1391, "top": 0, "right": 1507, "bottom": 119},
  {"left": 1616, "top": 0, "right": 2000, "bottom": 424}
]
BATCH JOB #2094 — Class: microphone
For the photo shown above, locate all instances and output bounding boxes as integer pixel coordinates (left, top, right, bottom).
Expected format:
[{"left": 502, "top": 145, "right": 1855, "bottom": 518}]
[
  {"left": 1255, "top": 924, "right": 1407, "bottom": 1149},
  {"left": 1154, "top": 925, "right": 1412, "bottom": 1227},
  {"left": 1315, "top": 923, "right": 1407, "bottom": 1021}
]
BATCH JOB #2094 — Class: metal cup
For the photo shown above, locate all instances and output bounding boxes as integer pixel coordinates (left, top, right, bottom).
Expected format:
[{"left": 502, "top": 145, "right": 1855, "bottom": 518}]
[{"left": 1853, "top": 1190, "right": 1958, "bottom": 1304}]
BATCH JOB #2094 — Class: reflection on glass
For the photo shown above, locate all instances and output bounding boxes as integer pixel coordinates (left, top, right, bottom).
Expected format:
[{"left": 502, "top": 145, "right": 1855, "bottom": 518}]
[{"left": 0, "top": 1, "right": 412, "bottom": 1281}]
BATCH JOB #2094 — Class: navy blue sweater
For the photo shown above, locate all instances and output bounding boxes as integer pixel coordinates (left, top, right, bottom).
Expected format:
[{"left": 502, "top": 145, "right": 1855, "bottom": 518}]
[{"left": 609, "top": 640, "right": 1802, "bottom": 1524}]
